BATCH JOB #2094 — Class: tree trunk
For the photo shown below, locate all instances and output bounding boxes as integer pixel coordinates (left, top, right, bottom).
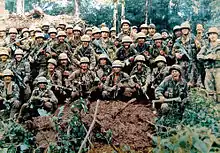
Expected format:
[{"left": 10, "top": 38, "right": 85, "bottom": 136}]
[
  {"left": 121, "top": 0, "right": 125, "bottom": 21},
  {"left": 74, "top": 0, "right": 80, "bottom": 19},
  {"left": 16, "top": 0, "right": 25, "bottom": 14},
  {"left": 0, "top": 0, "right": 5, "bottom": 15},
  {"left": 113, "top": 0, "right": 118, "bottom": 28},
  {"left": 145, "top": 0, "right": 148, "bottom": 24}
]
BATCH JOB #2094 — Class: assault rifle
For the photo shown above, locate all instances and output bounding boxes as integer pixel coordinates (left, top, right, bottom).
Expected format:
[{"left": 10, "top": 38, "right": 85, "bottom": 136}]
[
  {"left": 113, "top": 77, "right": 130, "bottom": 99},
  {"left": 152, "top": 97, "right": 181, "bottom": 108}
]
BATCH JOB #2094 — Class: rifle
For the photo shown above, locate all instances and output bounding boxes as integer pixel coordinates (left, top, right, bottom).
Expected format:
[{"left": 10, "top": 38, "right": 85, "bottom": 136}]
[
  {"left": 131, "top": 75, "right": 149, "bottom": 100},
  {"left": 11, "top": 68, "right": 26, "bottom": 89},
  {"left": 9, "top": 37, "right": 29, "bottom": 46},
  {"left": 152, "top": 97, "right": 181, "bottom": 108},
  {"left": 92, "top": 40, "right": 112, "bottom": 64},
  {"left": 113, "top": 77, "right": 130, "bottom": 99},
  {"left": 175, "top": 42, "right": 192, "bottom": 61},
  {"left": 51, "top": 84, "right": 73, "bottom": 93}
]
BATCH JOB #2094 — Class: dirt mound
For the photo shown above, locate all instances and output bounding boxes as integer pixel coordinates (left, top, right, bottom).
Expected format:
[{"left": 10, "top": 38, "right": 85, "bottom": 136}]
[{"left": 82, "top": 100, "right": 156, "bottom": 151}]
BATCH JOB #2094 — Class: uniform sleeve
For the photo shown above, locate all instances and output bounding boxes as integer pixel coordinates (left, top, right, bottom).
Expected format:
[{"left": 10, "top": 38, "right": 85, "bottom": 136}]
[
  {"left": 103, "top": 75, "right": 113, "bottom": 92},
  {"left": 197, "top": 46, "right": 207, "bottom": 60},
  {"left": 49, "top": 89, "right": 58, "bottom": 105},
  {"left": 89, "top": 48, "right": 97, "bottom": 70},
  {"left": 24, "top": 61, "right": 31, "bottom": 80},
  {"left": 71, "top": 47, "right": 81, "bottom": 66},
  {"left": 155, "top": 79, "right": 168, "bottom": 99}
]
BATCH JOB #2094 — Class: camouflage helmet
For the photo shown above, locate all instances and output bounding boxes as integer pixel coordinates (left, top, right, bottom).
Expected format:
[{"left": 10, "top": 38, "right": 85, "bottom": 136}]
[
  {"left": 42, "top": 22, "right": 50, "bottom": 27},
  {"left": 58, "top": 21, "right": 66, "bottom": 26},
  {"left": 181, "top": 21, "right": 191, "bottom": 29},
  {"left": 57, "top": 31, "right": 67, "bottom": 37},
  {"left": 169, "top": 64, "right": 182, "bottom": 74},
  {"left": 136, "top": 32, "right": 146, "bottom": 40},
  {"left": 73, "top": 26, "right": 82, "bottom": 32},
  {"left": 122, "top": 36, "right": 133, "bottom": 43},
  {"left": 35, "top": 28, "right": 42, "bottom": 33},
  {"left": 173, "top": 25, "right": 181, "bottom": 31},
  {"left": 154, "top": 55, "right": 166, "bottom": 63},
  {"left": 66, "top": 24, "right": 73, "bottom": 30},
  {"left": 80, "top": 57, "right": 90, "bottom": 64},
  {"left": 35, "top": 33, "right": 44, "bottom": 38},
  {"left": 132, "top": 26, "right": 138, "bottom": 29},
  {"left": 81, "top": 35, "right": 91, "bottom": 42},
  {"left": 98, "top": 54, "right": 108, "bottom": 60},
  {"left": 48, "top": 27, "right": 57, "bottom": 34},
  {"left": 121, "top": 20, "right": 131, "bottom": 27},
  {"left": 0, "top": 48, "right": 9, "bottom": 56},
  {"left": 101, "top": 27, "right": 110, "bottom": 33},
  {"left": 37, "top": 76, "right": 48, "bottom": 84},
  {"left": 29, "top": 26, "right": 36, "bottom": 32},
  {"left": 207, "top": 27, "right": 219, "bottom": 35},
  {"left": 149, "top": 24, "right": 156, "bottom": 29},
  {"left": 48, "top": 58, "right": 57, "bottom": 66},
  {"left": 140, "top": 24, "right": 149, "bottom": 29},
  {"left": 92, "top": 28, "right": 101, "bottom": 35},
  {"left": 196, "top": 24, "right": 204, "bottom": 30},
  {"left": 153, "top": 33, "right": 162, "bottom": 40},
  {"left": 14, "top": 49, "right": 24, "bottom": 55},
  {"left": 112, "top": 60, "right": 123, "bottom": 68},
  {"left": 110, "top": 27, "right": 116, "bottom": 32},
  {"left": 134, "top": 55, "right": 145, "bottom": 62},
  {"left": 9, "top": 28, "right": 18, "bottom": 34},
  {"left": 0, "top": 26, "right": 6, "bottom": 32},
  {"left": 3, "top": 69, "right": 14, "bottom": 77},
  {"left": 85, "top": 27, "right": 92, "bottom": 32},
  {"left": 58, "top": 53, "right": 68, "bottom": 60},
  {"left": 21, "top": 28, "right": 29, "bottom": 34}
]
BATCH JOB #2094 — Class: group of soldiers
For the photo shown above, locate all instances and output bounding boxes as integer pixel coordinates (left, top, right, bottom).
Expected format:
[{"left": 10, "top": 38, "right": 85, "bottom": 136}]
[{"left": 0, "top": 19, "right": 219, "bottom": 121}]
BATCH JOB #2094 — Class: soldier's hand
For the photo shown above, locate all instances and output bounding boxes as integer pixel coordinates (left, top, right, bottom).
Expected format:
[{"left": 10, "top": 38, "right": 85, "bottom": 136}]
[
  {"left": 135, "top": 83, "right": 141, "bottom": 89},
  {"left": 0, "top": 73, "right": 3, "bottom": 77},
  {"left": 175, "top": 53, "right": 182, "bottom": 59},
  {"left": 187, "top": 82, "right": 193, "bottom": 87},
  {"left": 159, "top": 96, "right": 165, "bottom": 103},
  {"left": 44, "top": 102, "right": 52, "bottom": 109},
  {"left": 63, "top": 71, "right": 70, "bottom": 76},
  {"left": 28, "top": 56, "right": 34, "bottom": 63},
  {"left": 159, "top": 50, "right": 166, "bottom": 56}
]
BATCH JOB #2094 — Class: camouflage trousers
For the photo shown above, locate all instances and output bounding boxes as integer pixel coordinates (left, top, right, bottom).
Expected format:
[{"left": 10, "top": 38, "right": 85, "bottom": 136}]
[{"left": 204, "top": 68, "right": 220, "bottom": 103}]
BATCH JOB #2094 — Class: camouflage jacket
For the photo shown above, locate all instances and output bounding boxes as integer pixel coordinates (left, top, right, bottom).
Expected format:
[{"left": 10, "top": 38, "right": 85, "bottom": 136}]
[
  {"left": 94, "top": 64, "right": 112, "bottom": 83},
  {"left": 149, "top": 44, "right": 169, "bottom": 59},
  {"left": 30, "top": 42, "right": 49, "bottom": 65},
  {"left": 68, "top": 36, "right": 81, "bottom": 50},
  {"left": 155, "top": 75, "right": 187, "bottom": 100},
  {"left": 130, "top": 64, "right": 151, "bottom": 87},
  {"left": 0, "top": 60, "right": 12, "bottom": 75},
  {"left": 51, "top": 41, "right": 72, "bottom": 58},
  {"left": 116, "top": 46, "right": 137, "bottom": 61},
  {"left": 72, "top": 45, "right": 96, "bottom": 70},
  {"left": 36, "top": 70, "right": 62, "bottom": 86},
  {"left": 11, "top": 59, "right": 31, "bottom": 81},
  {"left": 151, "top": 66, "right": 170, "bottom": 88},
  {"left": 0, "top": 81, "right": 20, "bottom": 102}
]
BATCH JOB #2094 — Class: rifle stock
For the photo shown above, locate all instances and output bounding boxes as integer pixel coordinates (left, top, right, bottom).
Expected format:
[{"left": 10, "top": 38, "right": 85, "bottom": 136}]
[{"left": 152, "top": 97, "right": 181, "bottom": 108}]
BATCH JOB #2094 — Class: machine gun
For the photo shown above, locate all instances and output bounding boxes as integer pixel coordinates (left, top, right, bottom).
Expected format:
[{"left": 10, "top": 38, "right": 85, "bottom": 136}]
[{"left": 152, "top": 97, "right": 181, "bottom": 108}]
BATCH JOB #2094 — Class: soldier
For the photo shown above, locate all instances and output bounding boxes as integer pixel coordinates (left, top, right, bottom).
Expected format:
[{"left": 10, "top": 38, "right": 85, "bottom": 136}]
[
  {"left": 172, "top": 25, "right": 182, "bottom": 43},
  {"left": 57, "top": 21, "right": 66, "bottom": 31},
  {"left": 172, "top": 21, "right": 198, "bottom": 87},
  {"left": 161, "top": 29, "right": 171, "bottom": 46},
  {"left": 85, "top": 27, "right": 93, "bottom": 37},
  {"left": 0, "top": 69, "right": 20, "bottom": 118},
  {"left": 42, "top": 22, "right": 50, "bottom": 39},
  {"left": 134, "top": 32, "right": 150, "bottom": 54},
  {"left": 130, "top": 55, "right": 151, "bottom": 100},
  {"left": 50, "top": 31, "right": 72, "bottom": 58},
  {"left": 68, "top": 57, "right": 98, "bottom": 99},
  {"left": 110, "top": 27, "right": 117, "bottom": 42},
  {"left": 66, "top": 24, "right": 74, "bottom": 39},
  {"left": 18, "top": 28, "right": 31, "bottom": 53},
  {"left": 0, "top": 48, "right": 11, "bottom": 76},
  {"left": 94, "top": 54, "right": 112, "bottom": 83},
  {"left": 155, "top": 64, "right": 188, "bottom": 114},
  {"left": 0, "top": 26, "right": 7, "bottom": 47},
  {"left": 5, "top": 28, "right": 18, "bottom": 56},
  {"left": 11, "top": 49, "right": 31, "bottom": 101},
  {"left": 139, "top": 24, "right": 149, "bottom": 36},
  {"left": 47, "top": 27, "right": 57, "bottom": 46},
  {"left": 57, "top": 53, "right": 75, "bottom": 86},
  {"left": 131, "top": 26, "right": 138, "bottom": 34},
  {"left": 151, "top": 55, "right": 170, "bottom": 91},
  {"left": 92, "top": 28, "right": 101, "bottom": 41},
  {"left": 72, "top": 35, "right": 96, "bottom": 70},
  {"left": 116, "top": 36, "right": 137, "bottom": 71},
  {"left": 195, "top": 24, "right": 206, "bottom": 49},
  {"left": 130, "top": 26, "right": 138, "bottom": 41},
  {"left": 68, "top": 26, "right": 82, "bottom": 49},
  {"left": 149, "top": 33, "right": 169, "bottom": 64},
  {"left": 118, "top": 19, "right": 131, "bottom": 41},
  {"left": 146, "top": 24, "right": 156, "bottom": 45},
  {"left": 197, "top": 27, "right": 220, "bottom": 103},
  {"left": 102, "top": 60, "right": 134, "bottom": 100}
]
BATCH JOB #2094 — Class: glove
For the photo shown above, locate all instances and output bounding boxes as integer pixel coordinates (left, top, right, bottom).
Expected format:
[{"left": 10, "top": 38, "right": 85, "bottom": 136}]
[{"left": 44, "top": 102, "right": 52, "bottom": 109}]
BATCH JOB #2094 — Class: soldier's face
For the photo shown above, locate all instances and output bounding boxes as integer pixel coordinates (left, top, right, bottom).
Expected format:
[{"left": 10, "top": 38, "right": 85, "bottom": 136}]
[
  {"left": 39, "top": 83, "right": 46, "bottom": 89},
  {"left": 175, "top": 30, "right": 182, "bottom": 37},
  {"left": 137, "top": 62, "right": 143, "bottom": 70},
  {"left": 114, "top": 40, "right": 119, "bottom": 46},
  {"left": 93, "top": 33, "right": 100, "bottom": 39},
  {"left": 208, "top": 33, "right": 218, "bottom": 42},
  {"left": 113, "top": 67, "right": 121, "bottom": 73},
  {"left": 0, "top": 55, "right": 8, "bottom": 62},
  {"left": 100, "top": 59, "right": 107, "bottom": 65},
  {"left": 141, "top": 29, "right": 148, "bottom": 35},
  {"left": 50, "top": 33, "right": 56, "bottom": 39},
  {"left": 48, "top": 63, "right": 55, "bottom": 71},
  {"left": 36, "top": 37, "right": 44, "bottom": 43},
  {"left": 82, "top": 42, "right": 89, "bottom": 47},
  {"left": 0, "top": 31, "right": 6, "bottom": 37},
  {"left": 23, "top": 32, "right": 29, "bottom": 38},
  {"left": 57, "top": 28, "right": 62, "bottom": 32},
  {"left": 42, "top": 26, "right": 49, "bottom": 32},
  {"left": 123, "top": 43, "right": 131, "bottom": 49},
  {"left": 73, "top": 31, "right": 81, "bottom": 36},
  {"left": 197, "top": 29, "right": 203, "bottom": 34},
  {"left": 81, "top": 63, "right": 88, "bottom": 70},
  {"left": 110, "top": 31, "right": 116, "bottom": 38},
  {"left": 101, "top": 32, "right": 109, "bottom": 38},
  {"left": 157, "top": 61, "right": 165, "bottom": 68},
  {"left": 60, "top": 59, "right": 68, "bottom": 66},
  {"left": 58, "top": 36, "right": 65, "bottom": 42},
  {"left": 122, "top": 24, "right": 130, "bottom": 32},
  {"left": 15, "top": 55, "right": 22, "bottom": 62},
  {"left": 137, "top": 38, "right": 145, "bottom": 44},
  {"left": 10, "top": 33, "right": 17, "bottom": 40},
  {"left": 66, "top": 29, "right": 73, "bottom": 34},
  {"left": 155, "top": 40, "right": 162, "bottom": 47},
  {"left": 181, "top": 28, "right": 189, "bottom": 35},
  {"left": 162, "top": 32, "right": 168, "bottom": 39},
  {"left": 148, "top": 28, "right": 156, "bottom": 35},
  {"left": 171, "top": 70, "right": 180, "bottom": 81},
  {"left": 132, "top": 29, "right": 138, "bottom": 34},
  {"left": 4, "top": 76, "right": 12, "bottom": 83},
  {"left": 85, "top": 31, "right": 92, "bottom": 36}
]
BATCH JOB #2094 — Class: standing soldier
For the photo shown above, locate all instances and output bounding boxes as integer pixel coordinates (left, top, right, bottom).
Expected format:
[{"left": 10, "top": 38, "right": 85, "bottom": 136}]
[
  {"left": 0, "top": 69, "right": 20, "bottom": 118},
  {"left": 68, "top": 57, "right": 98, "bottom": 99},
  {"left": 134, "top": 32, "right": 150, "bottom": 55},
  {"left": 172, "top": 25, "right": 182, "bottom": 43},
  {"left": 130, "top": 55, "right": 151, "bottom": 100},
  {"left": 146, "top": 24, "right": 156, "bottom": 45},
  {"left": 47, "top": 27, "right": 57, "bottom": 47},
  {"left": 0, "top": 48, "right": 11, "bottom": 76},
  {"left": 116, "top": 36, "right": 137, "bottom": 72},
  {"left": 92, "top": 28, "right": 101, "bottom": 41},
  {"left": 197, "top": 27, "right": 220, "bottom": 103},
  {"left": 85, "top": 27, "right": 93, "bottom": 37},
  {"left": 102, "top": 60, "right": 134, "bottom": 100},
  {"left": 155, "top": 65, "right": 188, "bottom": 114},
  {"left": 6, "top": 28, "right": 18, "bottom": 56},
  {"left": 172, "top": 21, "right": 198, "bottom": 87},
  {"left": 51, "top": 31, "right": 72, "bottom": 59},
  {"left": 68, "top": 26, "right": 82, "bottom": 50},
  {"left": 110, "top": 27, "right": 117, "bottom": 42},
  {"left": 118, "top": 20, "right": 131, "bottom": 41},
  {"left": 11, "top": 49, "right": 31, "bottom": 101},
  {"left": 72, "top": 35, "right": 96, "bottom": 70},
  {"left": 65, "top": 24, "right": 74, "bottom": 40},
  {"left": 139, "top": 24, "right": 149, "bottom": 36},
  {"left": 18, "top": 28, "right": 31, "bottom": 53},
  {"left": 0, "top": 26, "right": 6, "bottom": 47},
  {"left": 161, "top": 29, "right": 171, "bottom": 46},
  {"left": 42, "top": 22, "right": 50, "bottom": 40}
]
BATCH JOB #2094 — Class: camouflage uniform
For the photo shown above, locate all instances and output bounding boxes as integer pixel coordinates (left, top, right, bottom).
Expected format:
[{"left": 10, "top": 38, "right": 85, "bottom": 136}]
[
  {"left": 0, "top": 48, "right": 12, "bottom": 76},
  {"left": 51, "top": 40, "right": 72, "bottom": 59}
]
